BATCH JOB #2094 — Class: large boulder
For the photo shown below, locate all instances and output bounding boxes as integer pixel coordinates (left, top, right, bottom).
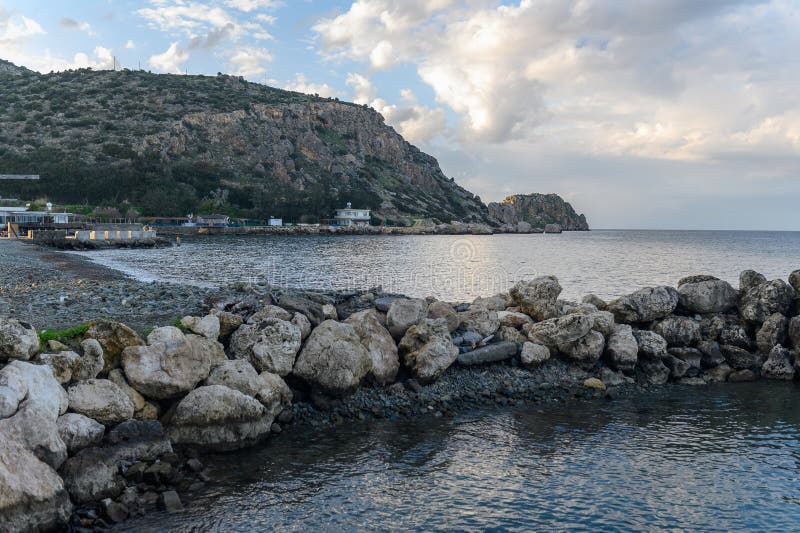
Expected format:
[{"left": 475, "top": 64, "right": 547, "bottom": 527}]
[
  {"left": 345, "top": 309, "right": 400, "bottom": 385},
  {"left": 166, "top": 385, "right": 274, "bottom": 451},
  {"left": 719, "top": 321, "right": 754, "bottom": 349},
  {"left": 497, "top": 311, "right": 533, "bottom": 329},
  {"left": 398, "top": 319, "right": 458, "bottom": 383},
  {"left": 457, "top": 342, "right": 518, "bottom": 366},
  {"left": 386, "top": 299, "right": 429, "bottom": 339},
  {"left": 57, "top": 413, "right": 105, "bottom": 455},
  {"left": 721, "top": 345, "right": 758, "bottom": 370},
  {"left": 205, "top": 359, "right": 292, "bottom": 416},
  {"left": 276, "top": 294, "right": 325, "bottom": 326},
  {"left": 230, "top": 319, "right": 302, "bottom": 376},
  {"left": 36, "top": 351, "right": 81, "bottom": 384},
  {"left": 458, "top": 307, "right": 500, "bottom": 337},
  {"left": 525, "top": 314, "right": 593, "bottom": 348},
  {"left": 678, "top": 279, "right": 738, "bottom": 314},
  {"left": 293, "top": 320, "right": 372, "bottom": 395},
  {"left": 211, "top": 309, "right": 244, "bottom": 339},
  {"left": 0, "top": 318, "right": 39, "bottom": 362},
  {"left": 121, "top": 327, "right": 226, "bottom": 400},
  {"left": 636, "top": 358, "right": 670, "bottom": 385},
  {"left": 632, "top": 330, "right": 668, "bottom": 358},
  {"left": 697, "top": 340, "right": 725, "bottom": 368},
  {"left": 557, "top": 331, "right": 605, "bottom": 368},
  {"left": 761, "top": 345, "right": 795, "bottom": 380},
  {"left": 651, "top": 316, "right": 701, "bottom": 347},
  {"left": 509, "top": 276, "right": 562, "bottom": 321},
  {"left": 789, "top": 316, "right": 800, "bottom": 349},
  {"left": 789, "top": 270, "right": 800, "bottom": 293},
  {"left": 605, "top": 325, "right": 639, "bottom": 372},
  {"left": 0, "top": 361, "right": 69, "bottom": 469},
  {"left": 248, "top": 305, "right": 293, "bottom": 323},
  {"left": 607, "top": 286, "right": 679, "bottom": 324},
  {"left": 472, "top": 293, "right": 511, "bottom": 311},
  {"left": 0, "top": 439, "right": 72, "bottom": 533},
  {"left": 67, "top": 379, "right": 134, "bottom": 426},
  {"left": 739, "top": 279, "right": 795, "bottom": 325},
  {"left": 756, "top": 313, "right": 788, "bottom": 354},
  {"left": 84, "top": 320, "right": 145, "bottom": 372},
  {"left": 75, "top": 339, "right": 104, "bottom": 381}
]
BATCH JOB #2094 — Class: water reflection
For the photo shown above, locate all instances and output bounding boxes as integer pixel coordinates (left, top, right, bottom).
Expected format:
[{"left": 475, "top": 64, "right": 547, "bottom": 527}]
[{"left": 117, "top": 383, "right": 800, "bottom": 532}]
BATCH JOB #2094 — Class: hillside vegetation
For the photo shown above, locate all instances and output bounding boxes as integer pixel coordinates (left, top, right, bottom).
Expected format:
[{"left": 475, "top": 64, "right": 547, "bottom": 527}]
[{"left": 0, "top": 60, "right": 487, "bottom": 224}]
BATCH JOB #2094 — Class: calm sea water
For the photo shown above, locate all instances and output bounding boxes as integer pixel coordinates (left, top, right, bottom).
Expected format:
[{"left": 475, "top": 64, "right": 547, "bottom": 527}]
[
  {"left": 117, "top": 382, "right": 800, "bottom": 532},
  {"left": 74, "top": 230, "right": 800, "bottom": 301}
]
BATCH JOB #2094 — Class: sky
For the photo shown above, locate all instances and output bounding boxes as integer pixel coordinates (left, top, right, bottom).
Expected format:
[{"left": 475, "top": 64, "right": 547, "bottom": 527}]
[{"left": 1, "top": 0, "right": 799, "bottom": 230}]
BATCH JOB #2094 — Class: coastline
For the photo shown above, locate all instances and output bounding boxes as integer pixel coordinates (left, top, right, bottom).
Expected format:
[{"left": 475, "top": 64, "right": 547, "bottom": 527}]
[{"left": 1, "top": 238, "right": 799, "bottom": 531}]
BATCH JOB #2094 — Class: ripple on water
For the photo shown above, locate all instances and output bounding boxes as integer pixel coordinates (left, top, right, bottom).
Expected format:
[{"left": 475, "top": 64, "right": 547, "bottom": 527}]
[{"left": 115, "top": 383, "right": 800, "bottom": 532}]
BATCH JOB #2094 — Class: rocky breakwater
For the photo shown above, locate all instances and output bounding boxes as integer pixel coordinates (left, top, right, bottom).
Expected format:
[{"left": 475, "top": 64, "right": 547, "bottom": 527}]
[{"left": 2, "top": 268, "right": 800, "bottom": 531}]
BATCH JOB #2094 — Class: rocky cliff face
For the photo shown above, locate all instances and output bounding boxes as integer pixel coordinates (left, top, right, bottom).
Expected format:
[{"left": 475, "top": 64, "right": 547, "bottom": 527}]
[
  {"left": 0, "top": 59, "right": 32, "bottom": 75},
  {"left": 488, "top": 194, "right": 589, "bottom": 230},
  {"left": 0, "top": 64, "right": 488, "bottom": 223}
]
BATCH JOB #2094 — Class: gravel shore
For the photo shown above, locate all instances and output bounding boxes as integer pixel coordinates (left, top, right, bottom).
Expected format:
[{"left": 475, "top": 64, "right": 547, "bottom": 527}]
[{"left": 0, "top": 240, "right": 214, "bottom": 331}]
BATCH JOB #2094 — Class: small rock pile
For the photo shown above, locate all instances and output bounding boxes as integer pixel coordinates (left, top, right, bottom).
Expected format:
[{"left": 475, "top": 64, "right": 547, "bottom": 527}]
[{"left": 1, "top": 268, "right": 799, "bottom": 531}]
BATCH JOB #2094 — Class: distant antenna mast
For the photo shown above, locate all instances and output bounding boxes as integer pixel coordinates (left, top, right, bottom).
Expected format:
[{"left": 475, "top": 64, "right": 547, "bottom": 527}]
[{"left": 112, "top": 55, "right": 117, "bottom": 71}]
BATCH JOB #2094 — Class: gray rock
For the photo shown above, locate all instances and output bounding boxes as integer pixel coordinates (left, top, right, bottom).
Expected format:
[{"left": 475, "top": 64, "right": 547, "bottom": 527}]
[
  {"left": 386, "top": 298, "right": 429, "bottom": 339},
  {"left": 374, "top": 296, "right": 402, "bottom": 313},
  {"left": 75, "top": 339, "right": 105, "bottom": 381},
  {"left": 755, "top": 313, "right": 788, "bottom": 354},
  {"left": 543, "top": 223, "right": 562, "bottom": 233},
  {"left": 248, "top": 305, "right": 293, "bottom": 323},
  {"left": 458, "top": 307, "right": 500, "bottom": 337},
  {"left": 721, "top": 345, "right": 758, "bottom": 370},
  {"left": 761, "top": 345, "right": 795, "bottom": 380},
  {"left": 582, "top": 294, "right": 607, "bottom": 310},
  {"left": 510, "top": 276, "right": 562, "bottom": 321},
  {"left": 210, "top": 310, "right": 244, "bottom": 339},
  {"left": 121, "top": 328, "right": 226, "bottom": 400},
  {"left": 636, "top": 358, "right": 670, "bottom": 385},
  {"left": 230, "top": 319, "right": 302, "bottom": 376},
  {"left": 789, "top": 270, "right": 800, "bottom": 294},
  {"left": 739, "top": 279, "right": 795, "bottom": 325},
  {"left": 728, "top": 369, "right": 757, "bottom": 382},
  {"left": 180, "top": 315, "right": 221, "bottom": 340},
  {"left": 678, "top": 275, "right": 719, "bottom": 287},
  {"left": 587, "top": 310, "right": 615, "bottom": 336},
  {"left": 651, "top": 316, "right": 701, "bottom": 347},
  {"left": 697, "top": 340, "right": 725, "bottom": 368},
  {"left": 789, "top": 316, "right": 800, "bottom": 349},
  {"left": 739, "top": 269, "right": 766, "bottom": 293},
  {"left": 526, "top": 314, "right": 593, "bottom": 347},
  {"left": 291, "top": 312, "right": 313, "bottom": 341},
  {"left": 427, "top": 301, "right": 461, "bottom": 332},
  {"left": 57, "top": 413, "right": 104, "bottom": 455},
  {"left": 293, "top": 320, "right": 372, "bottom": 395},
  {"left": 163, "top": 490, "right": 183, "bottom": 513},
  {"left": 607, "top": 286, "right": 679, "bottom": 324},
  {"left": 0, "top": 317, "right": 39, "bottom": 362},
  {"left": 520, "top": 342, "right": 550, "bottom": 368},
  {"left": 107, "top": 369, "right": 159, "bottom": 421},
  {"left": 36, "top": 351, "right": 81, "bottom": 384},
  {"left": 605, "top": 325, "right": 639, "bottom": 372},
  {"left": 166, "top": 385, "right": 274, "bottom": 451},
  {"left": 495, "top": 325, "right": 528, "bottom": 345},
  {"left": 632, "top": 330, "right": 668, "bottom": 358},
  {"left": 457, "top": 342, "right": 518, "bottom": 366},
  {"left": 664, "top": 354, "right": 690, "bottom": 379},
  {"left": 719, "top": 322, "right": 754, "bottom": 349},
  {"left": 557, "top": 331, "right": 605, "bottom": 368},
  {"left": 0, "top": 361, "right": 69, "bottom": 469},
  {"left": 678, "top": 279, "right": 738, "bottom": 314},
  {"left": 345, "top": 309, "right": 400, "bottom": 385},
  {"left": 276, "top": 295, "right": 325, "bottom": 326},
  {"left": 0, "top": 439, "right": 72, "bottom": 532},
  {"left": 84, "top": 320, "right": 145, "bottom": 372},
  {"left": 472, "top": 293, "right": 511, "bottom": 311},
  {"left": 67, "top": 379, "right": 135, "bottom": 426},
  {"left": 398, "top": 319, "right": 458, "bottom": 383},
  {"left": 668, "top": 347, "right": 703, "bottom": 369},
  {"left": 496, "top": 311, "right": 533, "bottom": 329},
  {"left": 705, "top": 363, "right": 733, "bottom": 383}
]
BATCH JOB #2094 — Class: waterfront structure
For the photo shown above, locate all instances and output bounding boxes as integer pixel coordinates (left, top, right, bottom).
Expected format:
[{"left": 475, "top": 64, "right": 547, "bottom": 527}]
[
  {"left": 0, "top": 174, "right": 39, "bottom": 180},
  {"left": 196, "top": 214, "right": 231, "bottom": 227},
  {"left": 0, "top": 207, "right": 73, "bottom": 224},
  {"left": 334, "top": 202, "right": 371, "bottom": 227},
  {"left": 268, "top": 217, "right": 283, "bottom": 226}
]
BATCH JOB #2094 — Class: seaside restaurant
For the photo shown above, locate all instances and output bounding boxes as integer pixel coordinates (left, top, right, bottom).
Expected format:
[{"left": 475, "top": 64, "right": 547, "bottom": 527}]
[
  {"left": 334, "top": 202, "right": 371, "bottom": 227},
  {"left": 0, "top": 206, "right": 73, "bottom": 225}
]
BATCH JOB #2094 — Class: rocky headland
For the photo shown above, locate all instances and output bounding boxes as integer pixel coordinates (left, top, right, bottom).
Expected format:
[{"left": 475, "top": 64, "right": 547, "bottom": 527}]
[
  {"left": 1, "top": 257, "right": 799, "bottom": 531},
  {"left": 488, "top": 193, "right": 590, "bottom": 231}
]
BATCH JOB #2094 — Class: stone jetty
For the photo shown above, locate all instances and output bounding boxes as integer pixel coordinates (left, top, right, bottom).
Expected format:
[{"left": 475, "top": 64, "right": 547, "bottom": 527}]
[{"left": 1, "top": 268, "right": 799, "bottom": 531}]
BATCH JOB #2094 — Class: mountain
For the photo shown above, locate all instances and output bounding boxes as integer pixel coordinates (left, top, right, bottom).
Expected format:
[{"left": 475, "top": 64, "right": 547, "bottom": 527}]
[
  {"left": 0, "top": 59, "right": 33, "bottom": 76},
  {"left": 0, "top": 63, "right": 488, "bottom": 224},
  {"left": 487, "top": 194, "right": 589, "bottom": 230}
]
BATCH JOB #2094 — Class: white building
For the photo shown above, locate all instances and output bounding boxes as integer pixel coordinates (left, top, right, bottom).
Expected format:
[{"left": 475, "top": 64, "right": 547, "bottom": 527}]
[
  {"left": 0, "top": 206, "right": 73, "bottom": 224},
  {"left": 334, "top": 202, "right": 371, "bottom": 227},
  {"left": 268, "top": 217, "right": 283, "bottom": 226}
]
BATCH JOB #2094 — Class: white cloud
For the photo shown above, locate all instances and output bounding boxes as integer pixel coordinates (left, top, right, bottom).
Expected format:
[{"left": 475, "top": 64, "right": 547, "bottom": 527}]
[
  {"left": 125, "top": 39, "right": 135, "bottom": 49},
  {"left": 225, "top": 0, "right": 281, "bottom": 12},
  {"left": 227, "top": 46, "right": 272, "bottom": 77},
  {"left": 281, "top": 73, "right": 339, "bottom": 98},
  {"left": 148, "top": 41, "right": 189, "bottom": 73},
  {"left": 73, "top": 46, "right": 115, "bottom": 69},
  {"left": 346, "top": 74, "right": 445, "bottom": 143},
  {"left": 0, "top": 12, "right": 45, "bottom": 42},
  {"left": 59, "top": 17, "right": 95, "bottom": 36}
]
